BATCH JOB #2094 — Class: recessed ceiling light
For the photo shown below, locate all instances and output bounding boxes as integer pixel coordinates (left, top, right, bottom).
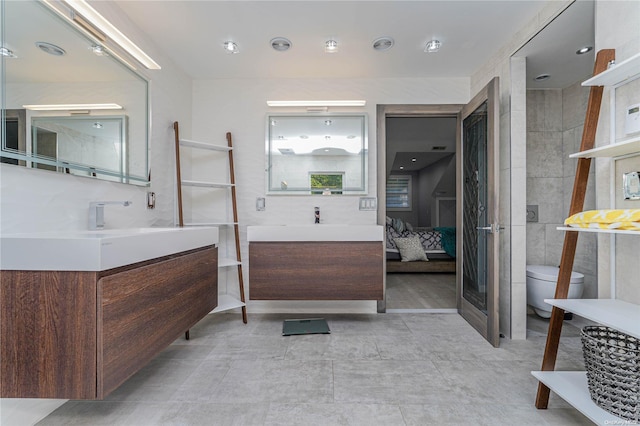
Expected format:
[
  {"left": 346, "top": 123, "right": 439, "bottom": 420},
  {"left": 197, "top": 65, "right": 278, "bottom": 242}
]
[
  {"left": 372, "top": 37, "right": 394, "bottom": 51},
  {"left": 91, "top": 45, "right": 109, "bottom": 57},
  {"left": 271, "top": 37, "right": 292, "bottom": 52},
  {"left": 93, "top": 122, "right": 104, "bottom": 129},
  {"left": 35, "top": 41, "right": 65, "bottom": 56},
  {"left": 0, "top": 47, "right": 17, "bottom": 58},
  {"left": 424, "top": 40, "right": 441, "bottom": 53},
  {"left": 411, "top": 158, "right": 417, "bottom": 162},
  {"left": 576, "top": 46, "right": 593, "bottom": 55},
  {"left": 325, "top": 120, "right": 332, "bottom": 126},
  {"left": 534, "top": 73, "right": 551, "bottom": 81},
  {"left": 223, "top": 41, "right": 239, "bottom": 54},
  {"left": 399, "top": 166, "right": 404, "bottom": 170},
  {"left": 325, "top": 40, "right": 338, "bottom": 53}
]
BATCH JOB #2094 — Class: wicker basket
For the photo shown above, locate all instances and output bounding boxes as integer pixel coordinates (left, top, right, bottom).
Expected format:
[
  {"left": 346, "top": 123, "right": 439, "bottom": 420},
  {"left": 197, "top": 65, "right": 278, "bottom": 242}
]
[{"left": 581, "top": 326, "right": 639, "bottom": 421}]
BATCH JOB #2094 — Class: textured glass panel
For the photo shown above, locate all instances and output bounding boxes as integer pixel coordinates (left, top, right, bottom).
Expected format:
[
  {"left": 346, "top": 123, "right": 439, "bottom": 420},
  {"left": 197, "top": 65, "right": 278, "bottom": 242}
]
[{"left": 462, "top": 101, "right": 488, "bottom": 313}]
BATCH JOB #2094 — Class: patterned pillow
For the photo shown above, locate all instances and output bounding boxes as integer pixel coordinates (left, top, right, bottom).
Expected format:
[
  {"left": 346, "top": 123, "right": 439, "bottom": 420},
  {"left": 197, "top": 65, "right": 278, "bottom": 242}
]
[
  {"left": 564, "top": 209, "right": 640, "bottom": 230},
  {"left": 393, "top": 236, "right": 428, "bottom": 262}
]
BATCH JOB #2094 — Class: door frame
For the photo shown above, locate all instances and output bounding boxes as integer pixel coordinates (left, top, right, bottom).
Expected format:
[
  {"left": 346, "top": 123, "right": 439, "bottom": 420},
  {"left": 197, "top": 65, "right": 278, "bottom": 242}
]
[{"left": 376, "top": 104, "right": 463, "bottom": 314}]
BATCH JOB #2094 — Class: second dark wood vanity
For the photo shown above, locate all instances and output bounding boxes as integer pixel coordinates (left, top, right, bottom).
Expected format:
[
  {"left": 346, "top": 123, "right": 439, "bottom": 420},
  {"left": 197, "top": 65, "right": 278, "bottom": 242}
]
[
  {"left": 0, "top": 246, "right": 217, "bottom": 400},
  {"left": 249, "top": 241, "right": 383, "bottom": 300}
]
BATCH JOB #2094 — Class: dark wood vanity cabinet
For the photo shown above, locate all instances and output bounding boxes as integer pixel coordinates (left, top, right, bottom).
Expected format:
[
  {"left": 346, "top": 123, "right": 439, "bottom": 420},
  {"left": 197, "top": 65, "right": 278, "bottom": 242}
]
[
  {"left": 0, "top": 246, "right": 217, "bottom": 399},
  {"left": 249, "top": 241, "right": 383, "bottom": 300}
]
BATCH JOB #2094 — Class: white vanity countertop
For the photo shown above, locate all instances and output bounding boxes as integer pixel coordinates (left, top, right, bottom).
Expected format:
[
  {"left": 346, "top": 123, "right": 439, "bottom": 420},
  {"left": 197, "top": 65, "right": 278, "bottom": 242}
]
[
  {"left": 0, "top": 227, "right": 218, "bottom": 271},
  {"left": 247, "top": 225, "right": 383, "bottom": 242}
]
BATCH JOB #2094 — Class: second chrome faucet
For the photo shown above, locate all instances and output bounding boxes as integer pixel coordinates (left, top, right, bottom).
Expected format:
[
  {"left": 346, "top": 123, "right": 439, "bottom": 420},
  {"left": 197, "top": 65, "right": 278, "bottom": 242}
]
[{"left": 89, "top": 201, "right": 132, "bottom": 230}]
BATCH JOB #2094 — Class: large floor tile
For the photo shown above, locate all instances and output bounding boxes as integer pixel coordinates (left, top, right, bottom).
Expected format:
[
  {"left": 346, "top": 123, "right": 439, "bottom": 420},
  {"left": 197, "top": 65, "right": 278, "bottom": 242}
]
[{"left": 264, "top": 403, "right": 405, "bottom": 426}]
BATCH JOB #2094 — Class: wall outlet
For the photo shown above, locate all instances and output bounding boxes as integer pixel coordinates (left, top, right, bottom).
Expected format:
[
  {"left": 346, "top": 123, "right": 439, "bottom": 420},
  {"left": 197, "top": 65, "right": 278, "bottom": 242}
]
[
  {"left": 256, "top": 197, "right": 266, "bottom": 211},
  {"left": 526, "top": 205, "right": 538, "bottom": 223}
]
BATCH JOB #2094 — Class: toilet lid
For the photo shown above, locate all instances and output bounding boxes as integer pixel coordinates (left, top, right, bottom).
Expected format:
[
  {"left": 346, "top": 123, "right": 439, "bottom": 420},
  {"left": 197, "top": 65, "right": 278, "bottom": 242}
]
[{"left": 526, "top": 265, "right": 584, "bottom": 283}]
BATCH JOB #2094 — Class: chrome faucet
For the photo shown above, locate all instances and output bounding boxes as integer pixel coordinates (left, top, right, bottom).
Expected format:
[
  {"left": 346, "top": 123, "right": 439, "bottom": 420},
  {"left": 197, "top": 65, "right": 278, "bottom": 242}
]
[
  {"left": 314, "top": 207, "right": 320, "bottom": 224},
  {"left": 89, "top": 201, "right": 132, "bottom": 230}
]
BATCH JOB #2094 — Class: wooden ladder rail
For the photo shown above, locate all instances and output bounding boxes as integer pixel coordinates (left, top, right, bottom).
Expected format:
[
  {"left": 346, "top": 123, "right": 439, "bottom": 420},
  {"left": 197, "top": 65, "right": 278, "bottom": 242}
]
[
  {"left": 535, "top": 49, "right": 615, "bottom": 409},
  {"left": 173, "top": 122, "right": 189, "bottom": 339},
  {"left": 226, "top": 132, "right": 248, "bottom": 324}
]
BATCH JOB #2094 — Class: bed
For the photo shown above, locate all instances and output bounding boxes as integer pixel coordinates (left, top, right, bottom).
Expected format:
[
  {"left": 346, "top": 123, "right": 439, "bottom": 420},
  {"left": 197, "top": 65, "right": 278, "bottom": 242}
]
[{"left": 385, "top": 220, "right": 456, "bottom": 273}]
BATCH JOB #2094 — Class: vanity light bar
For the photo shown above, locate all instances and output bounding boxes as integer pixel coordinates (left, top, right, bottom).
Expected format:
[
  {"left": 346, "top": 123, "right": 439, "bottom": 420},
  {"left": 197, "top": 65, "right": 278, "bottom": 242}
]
[
  {"left": 22, "top": 103, "right": 123, "bottom": 111},
  {"left": 266, "top": 100, "right": 366, "bottom": 107},
  {"left": 63, "top": 0, "right": 161, "bottom": 70}
]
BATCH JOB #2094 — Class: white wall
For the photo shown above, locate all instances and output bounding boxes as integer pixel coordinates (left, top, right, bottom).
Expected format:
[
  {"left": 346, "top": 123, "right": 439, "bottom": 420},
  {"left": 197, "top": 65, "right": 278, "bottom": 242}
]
[
  {"left": 191, "top": 77, "right": 468, "bottom": 312},
  {"left": 594, "top": 1, "right": 640, "bottom": 304},
  {"left": 471, "top": 1, "right": 572, "bottom": 339}
]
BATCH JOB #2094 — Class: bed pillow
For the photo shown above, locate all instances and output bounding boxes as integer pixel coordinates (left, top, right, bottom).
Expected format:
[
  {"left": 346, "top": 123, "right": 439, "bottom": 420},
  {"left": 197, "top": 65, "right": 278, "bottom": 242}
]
[{"left": 393, "top": 236, "right": 428, "bottom": 262}]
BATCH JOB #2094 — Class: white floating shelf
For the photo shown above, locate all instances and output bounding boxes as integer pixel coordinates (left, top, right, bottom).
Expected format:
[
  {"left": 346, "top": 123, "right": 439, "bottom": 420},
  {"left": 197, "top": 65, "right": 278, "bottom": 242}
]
[
  {"left": 582, "top": 51, "right": 640, "bottom": 87},
  {"left": 180, "top": 139, "right": 231, "bottom": 151},
  {"left": 184, "top": 222, "right": 237, "bottom": 227},
  {"left": 219, "top": 257, "right": 242, "bottom": 267},
  {"left": 557, "top": 226, "right": 640, "bottom": 235},
  {"left": 569, "top": 135, "right": 640, "bottom": 158},
  {"left": 531, "top": 371, "right": 621, "bottom": 425},
  {"left": 544, "top": 298, "right": 640, "bottom": 339},
  {"left": 210, "top": 294, "right": 245, "bottom": 313},
  {"left": 181, "top": 180, "right": 234, "bottom": 188}
]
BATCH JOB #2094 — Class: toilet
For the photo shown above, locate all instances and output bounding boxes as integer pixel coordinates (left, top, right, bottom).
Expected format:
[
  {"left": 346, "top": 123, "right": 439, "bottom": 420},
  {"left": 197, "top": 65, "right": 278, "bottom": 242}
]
[{"left": 526, "top": 265, "right": 584, "bottom": 318}]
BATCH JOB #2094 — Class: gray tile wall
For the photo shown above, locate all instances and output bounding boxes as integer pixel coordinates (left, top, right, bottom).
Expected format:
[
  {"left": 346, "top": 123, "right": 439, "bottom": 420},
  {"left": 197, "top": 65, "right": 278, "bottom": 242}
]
[{"left": 526, "top": 82, "right": 597, "bottom": 299}]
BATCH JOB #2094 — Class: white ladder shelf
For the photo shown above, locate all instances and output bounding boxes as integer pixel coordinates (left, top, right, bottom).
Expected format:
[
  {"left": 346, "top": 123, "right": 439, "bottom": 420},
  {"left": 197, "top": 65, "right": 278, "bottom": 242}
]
[{"left": 173, "top": 122, "right": 247, "bottom": 331}]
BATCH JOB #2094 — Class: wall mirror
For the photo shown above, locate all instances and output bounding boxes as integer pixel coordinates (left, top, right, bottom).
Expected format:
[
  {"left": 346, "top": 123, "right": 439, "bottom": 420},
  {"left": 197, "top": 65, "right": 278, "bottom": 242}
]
[
  {"left": 0, "top": 0, "right": 150, "bottom": 185},
  {"left": 266, "top": 114, "right": 368, "bottom": 195}
]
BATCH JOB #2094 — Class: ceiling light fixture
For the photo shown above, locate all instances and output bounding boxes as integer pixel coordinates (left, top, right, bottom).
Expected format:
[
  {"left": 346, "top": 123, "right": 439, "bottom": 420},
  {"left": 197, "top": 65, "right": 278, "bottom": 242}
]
[
  {"left": 90, "top": 44, "right": 109, "bottom": 56},
  {"left": 36, "top": 41, "right": 66, "bottom": 56},
  {"left": 0, "top": 47, "right": 17, "bottom": 58},
  {"left": 271, "top": 37, "right": 292, "bottom": 52},
  {"left": 372, "top": 37, "right": 394, "bottom": 51},
  {"left": 22, "top": 103, "right": 123, "bottom": 111},
  {"left": 266, "top": 100, "right": 366, "bottom": 107},
  {"left": 224, "top": 41, "right": 239, "bottom": 54},
  {"left": 411, "top": 158, "right": 417, "bottom": 162},
  {"left": 59, "top": 0, "right": 161, "bottom": 69},
  {"left": 576, "top": 46, "right": 593, "bottom": 55},
  {"left": 534, "top": 74, "right": 550, "bottom": 81},
  {"left": 424, "top": 39, "right": 441, "bottom": 53},
  {"left": 93, "top": 122, "right": 103, "bottom": 129},
  {"left": 325, "top": 40, "right": 338, "bottom": 53}
]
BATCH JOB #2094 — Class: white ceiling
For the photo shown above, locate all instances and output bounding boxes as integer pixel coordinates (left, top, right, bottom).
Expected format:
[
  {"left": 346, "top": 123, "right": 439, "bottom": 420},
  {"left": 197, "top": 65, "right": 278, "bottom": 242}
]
[{"left": 110, "top": 0, "right": 552, "bottom": 80}]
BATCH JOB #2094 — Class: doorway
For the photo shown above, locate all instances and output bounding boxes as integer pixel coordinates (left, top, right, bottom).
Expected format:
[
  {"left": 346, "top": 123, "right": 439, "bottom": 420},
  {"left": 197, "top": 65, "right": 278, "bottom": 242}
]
[
  {"left": 378, "top": 79, "right": 500, "bottom": 347},
  {"left": 383, "top": 115, "right": 457, "bottom": 312}
]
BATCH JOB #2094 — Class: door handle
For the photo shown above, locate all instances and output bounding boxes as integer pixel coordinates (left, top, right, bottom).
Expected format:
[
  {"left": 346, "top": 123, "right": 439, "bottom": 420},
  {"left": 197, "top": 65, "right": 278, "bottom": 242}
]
[{"left": 476, "top": 224, "right": 502, "bottom": 233}]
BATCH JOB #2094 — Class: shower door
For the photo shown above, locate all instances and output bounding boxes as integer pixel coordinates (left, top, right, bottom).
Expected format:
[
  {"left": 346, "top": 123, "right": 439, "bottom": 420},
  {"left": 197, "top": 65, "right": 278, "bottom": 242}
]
[{"left": 457, "top": 78, "right": 500, "bottom": 347}]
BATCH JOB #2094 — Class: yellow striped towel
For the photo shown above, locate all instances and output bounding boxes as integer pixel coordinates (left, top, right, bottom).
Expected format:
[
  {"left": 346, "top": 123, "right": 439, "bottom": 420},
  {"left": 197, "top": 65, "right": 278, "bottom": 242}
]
[{"left": 564, "top": 209, "right": 640, "bottom": 230}]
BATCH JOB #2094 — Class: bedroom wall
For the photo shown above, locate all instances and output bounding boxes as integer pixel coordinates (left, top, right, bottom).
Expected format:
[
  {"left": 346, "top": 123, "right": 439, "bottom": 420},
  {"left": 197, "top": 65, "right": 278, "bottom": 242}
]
[{"left": 418, "top": 154, "right": 455, "bottom": 227}]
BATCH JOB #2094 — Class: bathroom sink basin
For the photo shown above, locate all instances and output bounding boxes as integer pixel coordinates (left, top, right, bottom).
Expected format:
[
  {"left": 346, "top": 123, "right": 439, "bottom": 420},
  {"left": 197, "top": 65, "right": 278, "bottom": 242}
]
[
  {"left": 247, "top": 225, "right": 383, "bottom": 242},
  {"left": 0, "top": 227, "right": 219, "bottom": 271}
]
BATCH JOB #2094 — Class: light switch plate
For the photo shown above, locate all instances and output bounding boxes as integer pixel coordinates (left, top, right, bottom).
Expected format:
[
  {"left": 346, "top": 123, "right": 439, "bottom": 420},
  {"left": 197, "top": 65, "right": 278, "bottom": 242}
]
[{"left": 359, "top": 197, "right": 377, "bottom": 211}]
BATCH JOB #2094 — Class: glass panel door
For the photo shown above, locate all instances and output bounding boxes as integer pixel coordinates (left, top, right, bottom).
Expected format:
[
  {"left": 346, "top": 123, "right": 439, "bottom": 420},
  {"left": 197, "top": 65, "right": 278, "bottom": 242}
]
[{"left": 457, "top": 77, "right": 499, "bottom": 347}]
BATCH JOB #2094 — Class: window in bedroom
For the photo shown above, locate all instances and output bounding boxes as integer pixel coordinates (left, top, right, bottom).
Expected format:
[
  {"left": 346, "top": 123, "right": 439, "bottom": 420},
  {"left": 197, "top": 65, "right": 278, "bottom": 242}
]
[
  {"left": 310, "top": 172, "right": 344, "bottom": 195},
  {"left": 387, "top": 175, "right": 412, "bottom": 210}
]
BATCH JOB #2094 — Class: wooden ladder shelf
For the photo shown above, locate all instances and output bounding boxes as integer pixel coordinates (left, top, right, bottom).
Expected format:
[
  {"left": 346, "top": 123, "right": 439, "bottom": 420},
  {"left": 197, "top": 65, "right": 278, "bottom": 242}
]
[
  {"left": 173, "top": 122, "right": 248, "bottom": 337},
  {"left": 535, "top": 49, "right": 615, "bottom": 409}
]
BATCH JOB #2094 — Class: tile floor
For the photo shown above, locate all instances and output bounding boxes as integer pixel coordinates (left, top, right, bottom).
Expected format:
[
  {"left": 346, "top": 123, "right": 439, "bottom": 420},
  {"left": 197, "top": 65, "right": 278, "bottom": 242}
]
[{"left": 38, "top": 313, "right": 592, "bottom": 425}]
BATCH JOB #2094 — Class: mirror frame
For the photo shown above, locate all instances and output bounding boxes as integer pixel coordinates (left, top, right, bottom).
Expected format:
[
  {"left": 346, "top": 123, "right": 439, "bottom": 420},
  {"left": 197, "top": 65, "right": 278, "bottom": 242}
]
[
  {"left": 265, "top": 113, "right": 368, "bottom": 195},
  {"left": 0, "top": 0, "right": 152, "bottom": 186}
]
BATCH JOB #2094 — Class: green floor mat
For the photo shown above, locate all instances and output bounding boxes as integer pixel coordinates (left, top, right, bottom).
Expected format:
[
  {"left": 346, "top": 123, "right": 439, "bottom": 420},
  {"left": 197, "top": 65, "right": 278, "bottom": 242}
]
[{"left": 282, "top": 318, "right": 330, "bottom": 336}]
